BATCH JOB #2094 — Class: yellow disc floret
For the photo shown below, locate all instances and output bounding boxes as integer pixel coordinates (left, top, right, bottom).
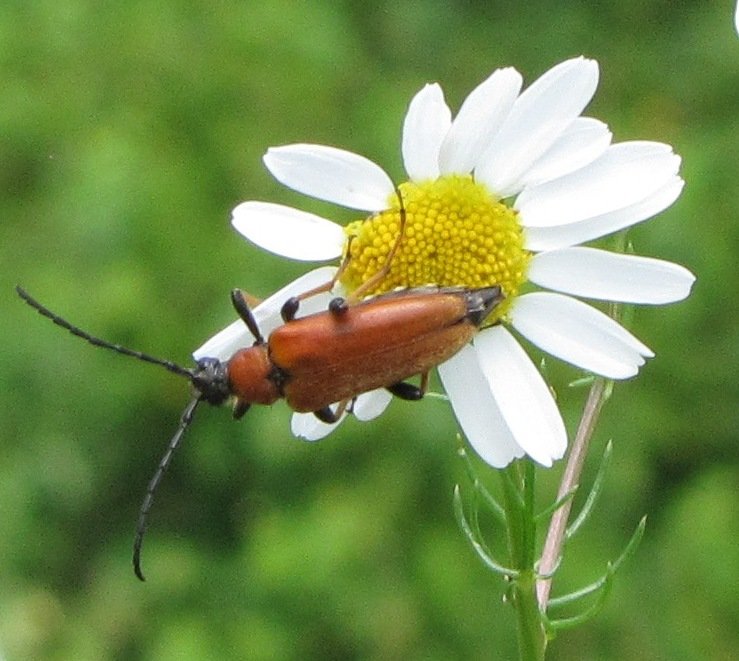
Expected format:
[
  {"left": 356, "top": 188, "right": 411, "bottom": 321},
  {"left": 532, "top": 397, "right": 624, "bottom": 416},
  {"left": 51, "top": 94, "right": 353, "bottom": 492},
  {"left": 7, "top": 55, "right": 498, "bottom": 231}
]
[{"left": 339, "top": 175, "right": 530, "bottom": 322}]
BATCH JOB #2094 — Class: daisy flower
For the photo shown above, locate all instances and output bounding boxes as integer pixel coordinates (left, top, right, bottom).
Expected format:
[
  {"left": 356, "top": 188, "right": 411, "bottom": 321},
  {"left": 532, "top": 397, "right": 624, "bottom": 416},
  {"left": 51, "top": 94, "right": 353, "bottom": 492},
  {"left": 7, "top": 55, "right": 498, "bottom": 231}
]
[{"left": 195, "top": 57, "right": 695, "bottom": 468}]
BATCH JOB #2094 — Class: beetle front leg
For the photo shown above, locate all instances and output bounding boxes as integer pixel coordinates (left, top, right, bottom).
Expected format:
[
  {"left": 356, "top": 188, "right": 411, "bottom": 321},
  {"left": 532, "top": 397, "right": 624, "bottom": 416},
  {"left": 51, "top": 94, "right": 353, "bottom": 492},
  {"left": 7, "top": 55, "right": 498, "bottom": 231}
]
[
  {"left": 346, "top": 186, "right": 407, "bottom": 304},
  {"left": 231, "top": 289, "right": 265, "bottom": 344},
  {"left": 386, "top": 371, "right": 429, "bottom": 401}
]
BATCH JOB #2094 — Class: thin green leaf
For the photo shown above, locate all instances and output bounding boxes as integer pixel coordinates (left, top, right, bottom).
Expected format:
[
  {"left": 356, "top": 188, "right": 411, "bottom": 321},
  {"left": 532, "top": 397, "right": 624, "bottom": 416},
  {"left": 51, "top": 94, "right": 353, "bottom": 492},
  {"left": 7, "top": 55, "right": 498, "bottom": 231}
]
[
  {"left": 453, "top": 485, "right": 519, "bottom": 579},
  {"left": 549, "top": 516, "right": 646, "bottom": 610},
  {"left": 457, "top": 443, "right": 506, "bottom": 524},
  {"left": 568, "top": 375, "right": 596, "bottom": 389},
  {"left": 468, "top": 487, "right": 495, "bottom": 560},
  {"left": 536, "top": 486, "right": 578, "bottom": 523},
  {"left": 536, "top": 555, "right": 562, "bottom": 580},
  {"left": 547, "top": 575, "right": 606, "bottom": 609},
  {"left": 611, "top": 515, "right": 647, "bottom": 573},
  {"left": 566, "top": 440, "right": 613, "bottom": 540},
  {"left": 548, "top": 563, "right": 615, "bottom": 631}
]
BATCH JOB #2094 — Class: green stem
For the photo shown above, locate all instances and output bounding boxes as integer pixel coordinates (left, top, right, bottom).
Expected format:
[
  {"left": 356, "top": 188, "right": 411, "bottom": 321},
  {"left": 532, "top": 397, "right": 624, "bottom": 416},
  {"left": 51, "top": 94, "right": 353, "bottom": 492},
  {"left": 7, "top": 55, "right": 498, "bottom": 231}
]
[
  {"left": 501, "top": 463, "right": 547, "bottom": 660},
  {"left": 511, "top": 569, "right": 547, "bottom": 661}
]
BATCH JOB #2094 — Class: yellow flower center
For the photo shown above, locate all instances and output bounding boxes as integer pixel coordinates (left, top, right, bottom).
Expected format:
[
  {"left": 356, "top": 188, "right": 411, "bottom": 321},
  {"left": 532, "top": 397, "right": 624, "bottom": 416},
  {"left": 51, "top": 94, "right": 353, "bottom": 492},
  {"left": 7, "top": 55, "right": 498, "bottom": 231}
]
[{"left": 339, "top": 175, "right": 530, "bottom": 321}]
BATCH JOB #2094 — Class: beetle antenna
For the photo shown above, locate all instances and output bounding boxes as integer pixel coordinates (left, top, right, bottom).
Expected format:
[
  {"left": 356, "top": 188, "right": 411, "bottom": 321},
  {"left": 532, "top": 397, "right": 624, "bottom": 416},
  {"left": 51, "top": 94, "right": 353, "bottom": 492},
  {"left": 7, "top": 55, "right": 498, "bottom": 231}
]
[
  {"left": 133, "top": 394, "right": 203, "bottom": 581},
  {"left": 16, "top": 285, "right": 193, "bottom": 380}
]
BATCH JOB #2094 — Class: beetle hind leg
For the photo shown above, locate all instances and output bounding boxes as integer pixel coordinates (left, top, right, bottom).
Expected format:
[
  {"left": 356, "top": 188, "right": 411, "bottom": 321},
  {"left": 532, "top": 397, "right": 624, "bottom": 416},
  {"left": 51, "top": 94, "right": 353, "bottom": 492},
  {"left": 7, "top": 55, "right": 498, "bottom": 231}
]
[{"left": 387, "top": 371, "right": 429, "bottom": 401}]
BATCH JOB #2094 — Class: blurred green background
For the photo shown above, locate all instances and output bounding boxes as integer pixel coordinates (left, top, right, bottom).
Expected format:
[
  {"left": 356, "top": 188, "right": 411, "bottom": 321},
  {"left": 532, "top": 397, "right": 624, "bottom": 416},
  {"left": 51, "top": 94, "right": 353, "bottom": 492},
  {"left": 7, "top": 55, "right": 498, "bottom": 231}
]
[{"left": 1, "top": 1, "right": 737, "bottom": 659}]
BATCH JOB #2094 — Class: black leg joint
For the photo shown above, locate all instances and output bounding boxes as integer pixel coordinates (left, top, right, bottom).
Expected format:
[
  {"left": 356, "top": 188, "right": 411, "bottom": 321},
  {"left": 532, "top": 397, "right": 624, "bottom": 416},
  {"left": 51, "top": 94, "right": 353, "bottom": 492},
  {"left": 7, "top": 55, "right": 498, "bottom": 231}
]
[
  {"left": 387, "top": 381, "right": 424, "bottom": 401},
  {"left": 232, "top": 400, "right": 250, "bottom": 420},
  {"left": 313, "top": 406, "right": 339, "bottom": 423},
  {"left": 328, "top": 297, "right": 348, "bottom": 315},
  {"left": 281, "top": 296, "right": 300, "bottom": 322},
  {"left": 231, "top": 289, "right": 265, "bottom": 344}
]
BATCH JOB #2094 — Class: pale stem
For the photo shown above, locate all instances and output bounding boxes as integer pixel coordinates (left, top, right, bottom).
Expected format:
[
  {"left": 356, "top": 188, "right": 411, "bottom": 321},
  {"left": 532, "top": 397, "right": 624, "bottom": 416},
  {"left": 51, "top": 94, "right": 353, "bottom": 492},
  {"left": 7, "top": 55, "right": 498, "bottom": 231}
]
[{"left": 536, "top": 377, "right": 608, "bottom": 608}]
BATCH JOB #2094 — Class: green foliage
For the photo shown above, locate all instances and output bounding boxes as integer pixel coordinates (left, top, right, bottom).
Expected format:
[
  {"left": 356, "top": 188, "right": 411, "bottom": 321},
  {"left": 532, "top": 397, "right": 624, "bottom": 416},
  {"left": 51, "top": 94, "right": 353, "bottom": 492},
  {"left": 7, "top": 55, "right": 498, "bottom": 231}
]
[{"left": 1, "top": 1, "right": 737, "bottom": 658}]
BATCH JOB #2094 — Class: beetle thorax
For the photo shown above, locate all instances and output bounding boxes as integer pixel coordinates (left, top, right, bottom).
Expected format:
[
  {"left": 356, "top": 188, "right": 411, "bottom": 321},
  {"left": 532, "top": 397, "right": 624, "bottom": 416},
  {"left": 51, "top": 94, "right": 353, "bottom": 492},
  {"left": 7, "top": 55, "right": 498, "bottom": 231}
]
[{"left": 226, "top": 345, "right": 282, "bottom": 406}]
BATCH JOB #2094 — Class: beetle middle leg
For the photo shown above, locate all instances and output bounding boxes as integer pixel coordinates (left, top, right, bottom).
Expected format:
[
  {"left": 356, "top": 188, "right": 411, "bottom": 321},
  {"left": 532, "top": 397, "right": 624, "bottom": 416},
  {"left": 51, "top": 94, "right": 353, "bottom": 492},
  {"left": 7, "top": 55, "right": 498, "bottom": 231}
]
[
  {"left": 282, "top": 185, "right": 408, "bottom": 322},
  {"left": 386, "top": 371, "right": 429, "bottom": 401},
  {"left": 313, "top": 398, "right": 351, "bottom": 424},
  {"left": 280, "top": 236, "right": 357, "bottom": 322}
]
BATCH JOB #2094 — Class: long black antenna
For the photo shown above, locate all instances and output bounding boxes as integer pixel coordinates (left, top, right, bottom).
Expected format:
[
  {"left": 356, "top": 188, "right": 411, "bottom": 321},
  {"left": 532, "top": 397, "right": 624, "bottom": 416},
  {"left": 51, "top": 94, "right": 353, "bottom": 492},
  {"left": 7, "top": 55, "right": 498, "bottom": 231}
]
[
  {"left": 15, "top": 285, "right": 193, "bottom": 380},
  {"left": 133, "top": 394, "right": 203, "bottom": 581},
  {"left": 16, "top": 285, "right": 213, "bottom": 581}
]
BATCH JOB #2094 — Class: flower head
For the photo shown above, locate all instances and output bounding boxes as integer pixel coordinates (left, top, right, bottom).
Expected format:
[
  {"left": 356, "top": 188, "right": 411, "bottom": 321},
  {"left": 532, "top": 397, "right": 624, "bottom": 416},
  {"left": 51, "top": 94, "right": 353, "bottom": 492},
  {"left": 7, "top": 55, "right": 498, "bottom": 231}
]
[{"left": 196, "top": 57, "right": 695, "bottom": 468}]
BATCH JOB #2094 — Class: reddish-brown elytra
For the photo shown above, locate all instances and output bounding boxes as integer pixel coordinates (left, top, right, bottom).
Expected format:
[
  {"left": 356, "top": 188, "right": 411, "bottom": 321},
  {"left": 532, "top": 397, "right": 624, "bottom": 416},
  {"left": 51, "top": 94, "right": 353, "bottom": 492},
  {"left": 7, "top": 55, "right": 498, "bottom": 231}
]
[{"left": 15, "top": 283, "right": 503, "bottom": 580}]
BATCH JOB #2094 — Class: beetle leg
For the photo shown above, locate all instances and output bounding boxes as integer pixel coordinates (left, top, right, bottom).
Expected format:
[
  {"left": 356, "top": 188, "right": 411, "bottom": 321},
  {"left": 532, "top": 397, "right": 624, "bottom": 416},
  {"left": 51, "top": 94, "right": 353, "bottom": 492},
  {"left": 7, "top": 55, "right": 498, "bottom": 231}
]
[
  {"left": 281, "top": 292, "right": 350, "bottom": 322},
  {"left": 346, "top": 186, "right": 407, "bottom": 303},
  {"left": 387, "top": 382, "right": 422, "bottom": 400},
  {"left": 386, "top": 371, "right": 429, "bottom": 401},
  {"left": 280, "top": 297, "right": 300, "bottom": 322},
  {"left": 328, "top": 297, "right": 348, "bottom": 315},
  {"left": 281, "top": 236, "right": 358, "bottom": 322},
  {"left": 284, "top": 186, "right": 407, "bottom": 314},
  {"left": 419, "top": 370, "right": 429, "bottom": 396},
  {"left": 231, "top": 289, "right": 265, "bottom": 344},
  {"left": 313, "top": 407, "right": 337, "bottom": 423},
  {"left": 313, "top": 399, "right": 350, "bottom": 424},
  {"left": 232, "top": 399, "right": 251, "bottom": 420}
]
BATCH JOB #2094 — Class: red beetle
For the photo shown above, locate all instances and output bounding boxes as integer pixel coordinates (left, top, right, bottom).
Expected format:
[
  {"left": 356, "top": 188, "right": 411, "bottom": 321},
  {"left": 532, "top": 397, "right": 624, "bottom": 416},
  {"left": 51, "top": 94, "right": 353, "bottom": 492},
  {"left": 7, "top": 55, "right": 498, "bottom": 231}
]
[{"left": 16, "top": 283, "right": 503, "bottom": 579}]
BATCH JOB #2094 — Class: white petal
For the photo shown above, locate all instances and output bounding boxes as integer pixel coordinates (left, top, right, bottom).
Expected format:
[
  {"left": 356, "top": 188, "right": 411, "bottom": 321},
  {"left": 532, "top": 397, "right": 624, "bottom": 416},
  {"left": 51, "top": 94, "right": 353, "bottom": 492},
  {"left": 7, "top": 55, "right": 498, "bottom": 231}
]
[
  {"left": 192, "top": 267, "right": 337, "bottom": 361},
  {"left": 353, "top": 389, "right": 393, "bottom": 421},
  {"left": 518, "top": 117, "right": 612, "bottom": 187},
  {"left": 191, "top": 318, "right": 249, "bottom": 364},
  {"left": 252, "top": 269, "right": 339, "bottom": 337},
  {"left": 292, "top": 389, "right": 391, "bottom": 440},
  {"left": 528, "top": 248, "right": 696, "bottom": 304},
  {"left": 516, "top": 142, "right": 681, "bottom": 228},
  {"left": 264, "top": 144, "right": 395, "bottom": 212},
  {"left": 438, "top": 345, "right": 525, "bottom": 468},
  {"left": 291, "top": 410, "right": 346, "bottom": 441},
  {"left": 510, "top": 292, "right": 654, "bottom": 379},
  {"left": 438, "top": 67, "right": 522, "bottom": 175},
  {"left": 524, "top": 176, "right": 684, "bottom": 251},
  {"left": 476, "top": 57, "right": 599, "bottom": 197},
  {"left": 402, "top": 83, "right": 452, "bottom": 181},
  {"left": 475, "top": 327, "right": 567, "bottom": 466},
  {"left": 231, "top": 201, "right": 345, "bottom": 261}
]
